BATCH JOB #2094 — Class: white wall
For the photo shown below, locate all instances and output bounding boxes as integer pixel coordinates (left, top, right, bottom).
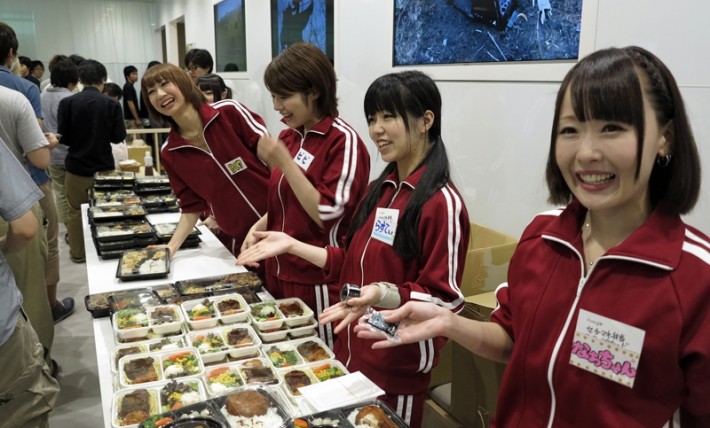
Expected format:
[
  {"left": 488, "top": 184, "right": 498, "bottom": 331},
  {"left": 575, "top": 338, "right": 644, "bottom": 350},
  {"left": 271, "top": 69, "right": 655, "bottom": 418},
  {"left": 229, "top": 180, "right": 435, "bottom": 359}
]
[
  {"left": 1, "top": 0, "right": 158, "bottom": 87},
  {"left": 154, "top": 0, "right": 710, "bottom": 237}
]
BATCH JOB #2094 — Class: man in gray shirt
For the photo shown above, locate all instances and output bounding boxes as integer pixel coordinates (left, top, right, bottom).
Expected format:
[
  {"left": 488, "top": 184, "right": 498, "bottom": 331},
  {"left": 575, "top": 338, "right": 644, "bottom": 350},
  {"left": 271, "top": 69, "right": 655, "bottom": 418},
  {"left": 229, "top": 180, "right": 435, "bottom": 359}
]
[{"left": 0, "top": 139, "right": 60, "bottom": 427}]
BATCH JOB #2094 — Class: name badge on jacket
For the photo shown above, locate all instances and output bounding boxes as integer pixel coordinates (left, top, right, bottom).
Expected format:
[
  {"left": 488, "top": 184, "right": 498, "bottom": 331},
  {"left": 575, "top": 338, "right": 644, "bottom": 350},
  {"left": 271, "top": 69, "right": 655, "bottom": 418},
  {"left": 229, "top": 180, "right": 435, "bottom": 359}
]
[
  {"left": 570, "top": 309, "right": 645, "bottom": 388},
  {"left": 225, "top": 157, "right": 247, "bottom": 175},
  {"left": 372, "top": 208, "right": 399, "bottom": 246},
  {"left": 294, "top": 148, "right": 314, "bottom": 171}
]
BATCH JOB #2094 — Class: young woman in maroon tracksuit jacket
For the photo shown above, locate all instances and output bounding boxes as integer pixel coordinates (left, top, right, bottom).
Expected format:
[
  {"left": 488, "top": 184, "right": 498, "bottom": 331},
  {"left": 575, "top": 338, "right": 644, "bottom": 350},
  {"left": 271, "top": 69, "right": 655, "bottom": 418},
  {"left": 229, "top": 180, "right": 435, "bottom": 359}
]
[
  {"left": 241, "top": 43, "right": 370, "bottom": 348},
  {"left": 356, "top": 47, "right": 710, "bottom": 427},
  {"left": 141, "top": 64, "right": 270, "bottom": 256},
  {"left": 239, "top": 70, "right": 470, "bottom": 428}
]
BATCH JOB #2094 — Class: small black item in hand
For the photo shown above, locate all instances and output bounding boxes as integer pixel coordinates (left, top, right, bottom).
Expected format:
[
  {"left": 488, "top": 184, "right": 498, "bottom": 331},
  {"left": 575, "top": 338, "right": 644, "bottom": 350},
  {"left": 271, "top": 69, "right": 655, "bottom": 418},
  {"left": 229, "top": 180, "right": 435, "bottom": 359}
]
[{"left": 367, "top": 310, "right": 399, "bottom": 337}]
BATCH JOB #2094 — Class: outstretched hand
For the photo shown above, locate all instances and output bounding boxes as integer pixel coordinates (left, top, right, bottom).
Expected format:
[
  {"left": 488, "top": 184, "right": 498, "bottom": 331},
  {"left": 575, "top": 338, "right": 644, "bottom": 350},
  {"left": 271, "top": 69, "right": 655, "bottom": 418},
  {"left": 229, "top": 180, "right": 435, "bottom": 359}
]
[
  {"left": 236, "top": 231, "right": 292, "bottom": 267},
  {"left": 318, "top": 285, "right": 381, "bottom": 335},
  {"left": 353, "top": 301, "right": 450, "bottom": 349}
]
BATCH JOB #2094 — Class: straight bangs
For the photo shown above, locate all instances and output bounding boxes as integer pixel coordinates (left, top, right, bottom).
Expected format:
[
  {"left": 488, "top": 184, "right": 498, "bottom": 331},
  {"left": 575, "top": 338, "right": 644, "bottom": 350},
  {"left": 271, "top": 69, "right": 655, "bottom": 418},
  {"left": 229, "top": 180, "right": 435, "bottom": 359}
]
[
  {"left": 363, "top": 75, "right": 414, "bottom": 131},
  {"left": 141, "top": 63, "right": 205, "bottom": 126},
  {"left": 566, "top": 49, "right": 646, "bottom": 178}
]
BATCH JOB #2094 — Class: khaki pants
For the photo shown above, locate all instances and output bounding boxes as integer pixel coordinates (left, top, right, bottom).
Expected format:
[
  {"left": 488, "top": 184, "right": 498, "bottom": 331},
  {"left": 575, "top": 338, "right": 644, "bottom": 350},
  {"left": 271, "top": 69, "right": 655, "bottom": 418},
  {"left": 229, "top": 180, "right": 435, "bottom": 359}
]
[
  {"left": 38, "top": 181, "right": 59, "bottom": 286},
  {"left": 48, "top": 164, "right": 68, "bottom": 225},
  {"left": 65, "top": 171, "right": 95, "bottom": 261},
  {"left": 0, "top": 203, "right": 53, "bottom": 353},
  {"left": 0, "top": 311, "right": 60, "bottom": 428}
]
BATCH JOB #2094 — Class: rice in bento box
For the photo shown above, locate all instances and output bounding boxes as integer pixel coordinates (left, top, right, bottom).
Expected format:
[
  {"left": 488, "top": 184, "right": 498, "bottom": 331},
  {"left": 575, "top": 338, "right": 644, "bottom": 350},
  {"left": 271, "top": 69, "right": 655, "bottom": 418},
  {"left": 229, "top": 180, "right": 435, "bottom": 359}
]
[{"left": 159, "top": 379, "right": 204, "bottom": 412}]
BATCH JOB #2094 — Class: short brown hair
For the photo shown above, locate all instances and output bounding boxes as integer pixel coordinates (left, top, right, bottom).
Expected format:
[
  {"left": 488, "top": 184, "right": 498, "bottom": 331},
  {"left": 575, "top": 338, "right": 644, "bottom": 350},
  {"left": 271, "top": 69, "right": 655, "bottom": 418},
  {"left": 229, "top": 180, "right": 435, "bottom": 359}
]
[
  {"left": 546, "top": 46, "right": 701, "bottom": 215},
  {"left": 263, "top": 42, "right": 338, "bottom": 118},
  {"left": 140, "top": 63, "right": 206, "bottom": 127}
]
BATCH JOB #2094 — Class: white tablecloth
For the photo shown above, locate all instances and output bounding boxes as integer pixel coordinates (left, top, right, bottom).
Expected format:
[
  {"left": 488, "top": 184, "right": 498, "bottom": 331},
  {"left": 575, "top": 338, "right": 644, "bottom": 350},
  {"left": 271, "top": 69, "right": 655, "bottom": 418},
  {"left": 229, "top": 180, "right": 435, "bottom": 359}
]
[{"left": 81, "top": 206, "right": 246, "bottom": 428}]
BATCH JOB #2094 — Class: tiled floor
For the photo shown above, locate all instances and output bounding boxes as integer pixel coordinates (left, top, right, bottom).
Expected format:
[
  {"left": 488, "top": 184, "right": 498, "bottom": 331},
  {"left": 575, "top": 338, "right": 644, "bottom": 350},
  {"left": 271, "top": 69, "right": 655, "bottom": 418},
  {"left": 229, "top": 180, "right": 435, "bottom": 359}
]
[{"left": 48, "top": 224, "right": 103, "bottom": 427}]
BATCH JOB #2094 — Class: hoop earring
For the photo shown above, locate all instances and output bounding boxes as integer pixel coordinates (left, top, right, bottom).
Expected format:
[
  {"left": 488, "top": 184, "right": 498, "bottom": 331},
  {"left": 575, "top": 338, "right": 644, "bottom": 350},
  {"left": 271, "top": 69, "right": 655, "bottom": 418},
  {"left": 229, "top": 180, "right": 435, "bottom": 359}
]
[{"left": 656, "top": 154, "right": 672, "bottom": 167}]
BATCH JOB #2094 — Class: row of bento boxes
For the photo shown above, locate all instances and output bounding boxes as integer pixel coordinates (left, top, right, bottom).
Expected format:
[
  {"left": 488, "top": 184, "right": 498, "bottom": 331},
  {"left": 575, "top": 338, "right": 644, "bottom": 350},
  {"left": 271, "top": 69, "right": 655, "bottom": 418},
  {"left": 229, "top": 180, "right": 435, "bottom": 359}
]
[
  {"left": 113, "top": 332, "right": 336, "bottom": 380},
  {"left": 85, "top": 273, "right": 264, "bottom": 319},
  {"left": 115, "top": 344, "right": 345, "bottom": 396},
  {"left": 113, "top": 297, "right": 315, "bottom": 341},
  {"left": 111, "top": 343, "right": 349, "bottom": 425}
]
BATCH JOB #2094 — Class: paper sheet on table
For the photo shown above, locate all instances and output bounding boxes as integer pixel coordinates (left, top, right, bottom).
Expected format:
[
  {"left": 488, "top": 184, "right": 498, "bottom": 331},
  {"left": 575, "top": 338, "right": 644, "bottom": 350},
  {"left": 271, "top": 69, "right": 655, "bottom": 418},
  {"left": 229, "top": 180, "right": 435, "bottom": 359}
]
[{"left": 299, "top": 371, "right": 385, "bottom": 412}]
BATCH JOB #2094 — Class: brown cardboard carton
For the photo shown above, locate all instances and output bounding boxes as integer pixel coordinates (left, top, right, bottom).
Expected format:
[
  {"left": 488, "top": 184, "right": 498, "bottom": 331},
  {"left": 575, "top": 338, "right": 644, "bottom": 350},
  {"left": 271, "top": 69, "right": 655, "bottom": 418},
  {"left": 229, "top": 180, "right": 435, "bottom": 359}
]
[
  {"left": 422, "top": 398, "right": 465, "bottom": 428},
  {"left": 429, "top": 340, "right": 453, "bottom": 388},
  {"left": 461, "top": 223, "right": 517, "bottom": 297},
  {"left": 449, "top": 296, "right": 506, "bottom": 428},
  {"left": 127, "top": 145, "right": 151, "bottom": 166}
]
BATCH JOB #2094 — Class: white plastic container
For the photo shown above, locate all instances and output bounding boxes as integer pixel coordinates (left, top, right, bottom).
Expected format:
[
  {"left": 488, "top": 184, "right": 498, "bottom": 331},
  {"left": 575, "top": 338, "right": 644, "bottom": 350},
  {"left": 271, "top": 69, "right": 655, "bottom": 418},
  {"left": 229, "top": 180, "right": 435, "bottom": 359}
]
[
  {"left": 213, "top": 293, "right": 250, "bottom": 324},
  {"left": 113, "top": 309, "right": 150, "bottom": 341},
  {"left": 288, "top": 336, "right": 335, "bottom": 364},
  {"left": 275, "top": 297, "right": 314, "bottom": 327},
  {"left": 248, "top": 302, "right": 284, "bottom": 332},
  {"left": 147, "top": 304, "right": 184, "bottom": 335},
  {"left": 202, "top": 362, "right": 245, "bottom": 397},
  {"left": 261, "top": 342, "right": 306, "bottom": 369},
  {"left": 181, "top": 298, "right": 219, "bottom": 330},
  {"left": 111, "top": 386, "right": 160, "bottom": 428}
]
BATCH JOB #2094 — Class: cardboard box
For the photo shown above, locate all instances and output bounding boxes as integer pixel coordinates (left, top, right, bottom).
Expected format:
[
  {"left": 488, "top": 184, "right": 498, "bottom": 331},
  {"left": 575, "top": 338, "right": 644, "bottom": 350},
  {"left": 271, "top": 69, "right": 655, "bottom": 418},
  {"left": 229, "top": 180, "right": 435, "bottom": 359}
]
[
  {"left": 461, "top": 223, "right": 518, "bottom": 297},
  {"left": 449, "top": 296, "right": 506, "bottom": 428},
  {"left": 127, "top": 144, "right": 151, "bottom": 166},
  {"left": 422, "top": 398, "right": 465, "bottom": 428},
  {"left": 429, "top": 340, "right": 453, "bottom": 389}
]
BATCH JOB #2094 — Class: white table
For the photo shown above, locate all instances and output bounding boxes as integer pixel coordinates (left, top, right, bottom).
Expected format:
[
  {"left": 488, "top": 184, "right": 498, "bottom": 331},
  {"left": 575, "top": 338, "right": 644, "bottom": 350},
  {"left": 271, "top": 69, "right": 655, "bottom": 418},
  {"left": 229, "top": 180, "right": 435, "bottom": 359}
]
[{"left": 82, "top": 207, "right": 246, "bottom": 428}]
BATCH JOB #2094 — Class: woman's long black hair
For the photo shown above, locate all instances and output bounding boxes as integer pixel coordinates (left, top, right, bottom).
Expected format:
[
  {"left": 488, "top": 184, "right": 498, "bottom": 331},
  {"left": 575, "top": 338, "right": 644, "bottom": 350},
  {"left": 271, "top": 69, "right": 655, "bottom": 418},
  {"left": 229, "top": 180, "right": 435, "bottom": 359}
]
[{"left": 346, "top": 70, "right": 451, "bottom": 259}]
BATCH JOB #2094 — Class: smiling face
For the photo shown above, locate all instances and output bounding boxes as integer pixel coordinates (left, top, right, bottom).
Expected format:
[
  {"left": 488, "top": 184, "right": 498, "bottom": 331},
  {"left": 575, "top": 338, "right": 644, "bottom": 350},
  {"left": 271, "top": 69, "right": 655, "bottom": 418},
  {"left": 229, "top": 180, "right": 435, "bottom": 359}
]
[
  {"left": 147, "top": 79, "right": 186, "bottom": 118},
  {"left": 554, "top": 82, "right": 669, "bottom": 220},
  {"left": 271, "top": 91, "right": 320, "bottom": 131},
  {"left": 368, "top": 110, "right": 430, "bottom": 179}
]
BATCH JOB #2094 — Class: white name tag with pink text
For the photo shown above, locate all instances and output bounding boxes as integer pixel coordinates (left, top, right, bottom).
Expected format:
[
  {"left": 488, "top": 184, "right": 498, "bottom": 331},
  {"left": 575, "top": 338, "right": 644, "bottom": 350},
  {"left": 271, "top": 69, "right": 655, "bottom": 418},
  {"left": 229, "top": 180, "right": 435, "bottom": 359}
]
[{"left": 570, "top": 309, "right": 645, "bottom": 388}]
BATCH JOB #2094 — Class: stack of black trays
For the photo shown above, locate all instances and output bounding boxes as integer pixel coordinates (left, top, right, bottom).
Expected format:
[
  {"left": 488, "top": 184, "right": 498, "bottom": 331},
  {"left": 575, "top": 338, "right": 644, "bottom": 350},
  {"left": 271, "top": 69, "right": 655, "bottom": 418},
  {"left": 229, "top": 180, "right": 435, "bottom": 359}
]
[
  {"left": 89, "top": 171, "right": 154, "bottom": 260},
  {"left": 135, "top": 176, "right": 178, "bottom": 213},
  {"left": 88, "top": 173, "right": 186, "bottom": 259}
]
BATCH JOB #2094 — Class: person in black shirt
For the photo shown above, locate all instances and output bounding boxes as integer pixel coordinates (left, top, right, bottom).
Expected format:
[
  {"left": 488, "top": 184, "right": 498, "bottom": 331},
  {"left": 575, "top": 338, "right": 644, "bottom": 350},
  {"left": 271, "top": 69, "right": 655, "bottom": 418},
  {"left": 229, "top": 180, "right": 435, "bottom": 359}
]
[{"left": 57, "top": 59, "right": 126, "bottom": 263}]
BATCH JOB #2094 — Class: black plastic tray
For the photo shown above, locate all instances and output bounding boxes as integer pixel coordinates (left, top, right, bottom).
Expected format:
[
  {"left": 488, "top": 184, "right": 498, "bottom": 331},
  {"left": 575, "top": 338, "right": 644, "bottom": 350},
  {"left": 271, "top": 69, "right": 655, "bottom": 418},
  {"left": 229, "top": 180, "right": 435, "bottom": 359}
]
[
  {"left": 116, "top": 248, "right": 171, "bottom": 282},
  {"left": 174, "top": 272, "right": 263, "bottom": 296},
  {"left": 134, "top": 186, "right": 173, "bottom": 195},
  {"left": 94, "top": 235, "right": 158, "bottom": 251},
  {"left": 151, "top": 222, "right": 201, "bottom": 240},
  {"left": 211, "top": 386, "right": 290, "bottom": 424},
  {"left": 92, "top": 194, "right": 142, "bottom": 207},
  {"left": 135, "top": 175, "right": 170, "bottom": 187},
  {"left": 92, "top": 220, "right": 155, "bottom": 243},
  {"left": 140, "top": 193, "right": 177, "bottom": 207},
  {"left": 84, "top": 293, "right": 112, "bottom": 318},
  {"left": 138, "top": 400, "right": 227, "bottom": 428},
  {"left": 95, "top": 170, "right": 136, "bottom": 182},
  {"left": 108, "top": 288, "right": 163, "bottom": 314},
  {"left": 145, "top": 204, "right": 179, "bottom": 214},
  {"left": 88, "top": 204, "right": 148, "bottom": 223}
]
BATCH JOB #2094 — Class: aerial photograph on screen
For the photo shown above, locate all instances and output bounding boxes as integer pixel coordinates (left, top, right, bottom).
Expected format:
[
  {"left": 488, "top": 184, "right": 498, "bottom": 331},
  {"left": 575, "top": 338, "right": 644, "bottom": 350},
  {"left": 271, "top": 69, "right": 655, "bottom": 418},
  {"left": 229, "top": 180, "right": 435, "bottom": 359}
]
[{"left": 394, "top": 0, "right": 584, "bottom": 66}]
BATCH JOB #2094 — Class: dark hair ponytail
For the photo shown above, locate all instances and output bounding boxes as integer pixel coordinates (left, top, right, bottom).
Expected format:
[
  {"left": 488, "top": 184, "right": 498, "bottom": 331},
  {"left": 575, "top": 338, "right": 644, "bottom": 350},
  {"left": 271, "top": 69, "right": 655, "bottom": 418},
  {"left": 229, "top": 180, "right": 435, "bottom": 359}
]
[{"left": 347, "top": 71, "right": 450, "bottom": 259}]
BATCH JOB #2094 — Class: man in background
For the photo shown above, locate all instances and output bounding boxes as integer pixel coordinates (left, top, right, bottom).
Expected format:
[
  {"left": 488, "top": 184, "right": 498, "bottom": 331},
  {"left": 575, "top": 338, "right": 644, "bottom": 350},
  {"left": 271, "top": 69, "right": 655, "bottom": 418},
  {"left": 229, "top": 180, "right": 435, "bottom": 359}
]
[
  {"left": 122, "top": 65, "right": 142, "bottom": 142},
  {"left": 58, "top": 59, "right": 126, "bottom": 263}
]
